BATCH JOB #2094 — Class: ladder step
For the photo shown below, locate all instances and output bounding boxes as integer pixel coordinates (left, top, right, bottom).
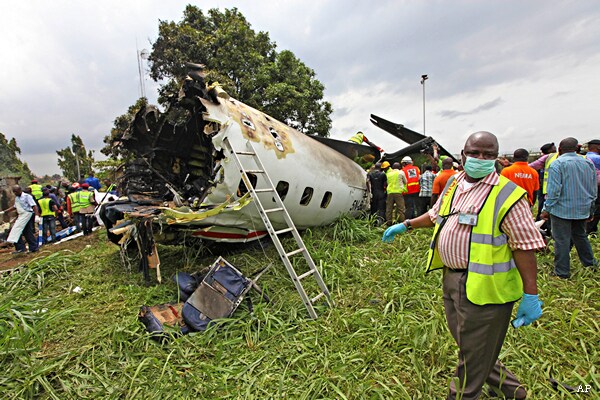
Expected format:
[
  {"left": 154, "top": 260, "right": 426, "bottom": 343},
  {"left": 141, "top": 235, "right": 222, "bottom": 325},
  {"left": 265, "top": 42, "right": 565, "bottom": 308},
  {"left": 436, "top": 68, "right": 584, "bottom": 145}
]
[
  {"left": 274, "top": 227, "right": 294, "bottom": 235},
  {"left": 297, "top": 269, "right": 315, "bottom": 280},
  {"left": 253, "top": 188, "right": 275, "bottom": 193},
  {"left": 264, "top": 207, "right": 284, "bottom": 213},
  {"left": 311, "top": 292, "right": 326, "bottom": 303},
  {"left": 244, "top": 169, "right": 265, "bottom": 174},
  {"left": 235, "top": 151, "right": 256, "bottom": 156},
  {"left": 286, "top": 248, "right": 305, "bottom": 257}
]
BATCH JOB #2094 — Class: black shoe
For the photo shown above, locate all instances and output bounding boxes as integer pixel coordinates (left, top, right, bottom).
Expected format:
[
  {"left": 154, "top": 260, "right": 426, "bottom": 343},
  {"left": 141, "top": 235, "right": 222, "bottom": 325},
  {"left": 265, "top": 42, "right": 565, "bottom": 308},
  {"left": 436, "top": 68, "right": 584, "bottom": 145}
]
[
  {"left": 550, "top": 272, "right": 569, "bottom": 279},
  {"left": 28, "top": 249, "right": 39, "bottom": 254},
  {"left": 11, "top": 250, "right": 25, "bottom": 255}
]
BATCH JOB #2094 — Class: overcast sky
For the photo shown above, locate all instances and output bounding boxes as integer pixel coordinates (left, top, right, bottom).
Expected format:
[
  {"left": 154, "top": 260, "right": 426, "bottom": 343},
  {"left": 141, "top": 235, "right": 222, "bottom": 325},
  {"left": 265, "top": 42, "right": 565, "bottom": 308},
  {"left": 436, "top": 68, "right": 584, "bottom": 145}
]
[{"left": 2, "top": 0, "right": 600, "bottom": 175}]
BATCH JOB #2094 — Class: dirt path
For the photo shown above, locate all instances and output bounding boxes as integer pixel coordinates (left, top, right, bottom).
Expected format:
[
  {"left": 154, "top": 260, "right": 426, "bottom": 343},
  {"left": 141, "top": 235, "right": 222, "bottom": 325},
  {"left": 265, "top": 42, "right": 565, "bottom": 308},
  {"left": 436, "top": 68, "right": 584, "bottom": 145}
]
[{"left": 0, "top": 232, "right": 101, "bottom": 272}]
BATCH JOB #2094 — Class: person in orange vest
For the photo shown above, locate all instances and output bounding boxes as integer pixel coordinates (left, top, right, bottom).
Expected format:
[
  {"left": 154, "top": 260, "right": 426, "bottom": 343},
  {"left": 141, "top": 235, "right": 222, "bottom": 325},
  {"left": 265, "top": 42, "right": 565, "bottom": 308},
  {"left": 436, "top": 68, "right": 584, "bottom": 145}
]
[
  {"left": 500, "top": 149, "right": 539, "bottom": 207},
  {"left": 401, "top": 156, "right": 421, "bottom": 218}
]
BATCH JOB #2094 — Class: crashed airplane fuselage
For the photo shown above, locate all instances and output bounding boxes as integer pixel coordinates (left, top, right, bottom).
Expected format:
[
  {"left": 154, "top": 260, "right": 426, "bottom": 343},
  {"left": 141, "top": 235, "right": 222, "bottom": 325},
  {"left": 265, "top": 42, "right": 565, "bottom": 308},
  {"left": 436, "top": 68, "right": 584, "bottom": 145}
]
[{"left": 102, "top": 67, "right": 369, "bottom": 244}]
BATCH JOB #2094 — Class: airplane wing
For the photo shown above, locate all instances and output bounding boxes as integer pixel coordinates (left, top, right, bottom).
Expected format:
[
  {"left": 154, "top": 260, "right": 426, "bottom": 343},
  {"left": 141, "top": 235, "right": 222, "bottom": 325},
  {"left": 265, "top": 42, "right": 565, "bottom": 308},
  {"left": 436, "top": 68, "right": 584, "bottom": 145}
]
[{"left": 370, "top": 114, "right": 458, "bottom": 163}]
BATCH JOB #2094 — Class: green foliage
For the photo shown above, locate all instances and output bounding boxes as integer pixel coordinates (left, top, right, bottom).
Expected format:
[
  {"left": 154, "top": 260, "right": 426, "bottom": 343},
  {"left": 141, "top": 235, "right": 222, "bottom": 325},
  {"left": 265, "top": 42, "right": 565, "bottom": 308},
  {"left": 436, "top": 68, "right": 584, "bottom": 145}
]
[
  {"left": 149, "top": 6, "right": 332, "bottom": 136},
  {"left": 101, "top": 97, "right": 148, "bottom": 158},
  {"left": 0, "top": 133, "right": 33, "bottom": 180},
  {"left": 0, "top": 223, "right": 597, "bottom": 398},
  {"left": 56, "top": 134, "right": 94, "bottom": 182}
]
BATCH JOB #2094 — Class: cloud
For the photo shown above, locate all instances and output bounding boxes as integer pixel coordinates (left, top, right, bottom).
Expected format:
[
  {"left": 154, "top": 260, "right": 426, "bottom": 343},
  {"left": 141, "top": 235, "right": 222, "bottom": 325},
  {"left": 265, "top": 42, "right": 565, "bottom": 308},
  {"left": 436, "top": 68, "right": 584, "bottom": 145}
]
[{"left": 438, "top": 97, "right": 504, "bottom": 119}]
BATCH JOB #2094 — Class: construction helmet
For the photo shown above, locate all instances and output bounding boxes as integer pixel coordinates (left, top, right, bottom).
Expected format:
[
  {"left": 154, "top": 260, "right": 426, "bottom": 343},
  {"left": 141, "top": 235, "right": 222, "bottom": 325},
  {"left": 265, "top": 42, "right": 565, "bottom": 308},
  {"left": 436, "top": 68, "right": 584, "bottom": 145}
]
[
  {"left": 401, "top": 156, "right": 413, "bottom": 163},
  {"left": 381, "top": 161, "right": 391, "bottom": 169}
]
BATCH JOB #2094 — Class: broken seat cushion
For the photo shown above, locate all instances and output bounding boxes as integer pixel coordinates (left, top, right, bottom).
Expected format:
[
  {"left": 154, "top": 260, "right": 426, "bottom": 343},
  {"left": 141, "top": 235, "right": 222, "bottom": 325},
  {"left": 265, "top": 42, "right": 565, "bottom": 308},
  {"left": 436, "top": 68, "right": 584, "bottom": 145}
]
[{"left": 183, "top": 258, "right": 251, "bottom": 323}]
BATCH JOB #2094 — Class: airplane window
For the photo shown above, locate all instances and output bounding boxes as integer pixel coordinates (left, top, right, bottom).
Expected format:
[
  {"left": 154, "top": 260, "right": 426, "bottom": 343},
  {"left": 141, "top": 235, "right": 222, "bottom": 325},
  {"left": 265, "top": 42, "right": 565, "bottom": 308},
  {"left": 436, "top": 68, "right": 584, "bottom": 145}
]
[
  {"left": 274, "top": 181, "right": 289, "bottom": 201},
  {"left": 300, "top": 187, "right": 314, "bottom": 206},
  {"left": 269, "top": 127, "right": 279, "bottom": 139},
  {"left": 237, "top": 173, "right": 257, "bottom": 197},
  {"left": 320, "top": 191, "right": 332, "bottom": 209}
]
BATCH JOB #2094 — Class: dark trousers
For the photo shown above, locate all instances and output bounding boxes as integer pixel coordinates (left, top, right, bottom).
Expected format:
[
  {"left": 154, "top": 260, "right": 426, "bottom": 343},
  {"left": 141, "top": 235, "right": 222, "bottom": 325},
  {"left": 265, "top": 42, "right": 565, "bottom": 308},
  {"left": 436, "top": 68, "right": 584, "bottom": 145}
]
[
  {"left": 418, "top": 195, "right": 431, "bottom": 215},
  {"left": 586, "top": 190, "right": 600, "bottom": 233},
  {"left": 403, "top": 193, "right": 420, "bottom": 219},
  {"left": 550, "top": 215, "right": 595, "bottom": 277},
  {"left": 15, "top": 214, "right": 38, "bottom": 253},
  {"left": 56, "top": 212, "right": 67, "bottom": 230},
  {"left": 370, "top": 192, "right": 386, "bottom": 225},
  {"left": 42, "top": 216, "right": 57, "bottom": 243},
  {"left": 82, "top": 214, "right": 94, "bottom": 235},
  {"left": 443, "top": 270, "right": 525, "bottom": 400}
]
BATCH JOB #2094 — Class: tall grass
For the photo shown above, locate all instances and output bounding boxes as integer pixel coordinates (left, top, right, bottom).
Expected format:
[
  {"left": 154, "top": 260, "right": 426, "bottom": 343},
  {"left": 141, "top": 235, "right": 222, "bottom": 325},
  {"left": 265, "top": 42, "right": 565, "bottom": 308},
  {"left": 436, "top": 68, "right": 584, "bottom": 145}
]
[{"left": 0, "top": 222, "right": 597, "bottom": 398}]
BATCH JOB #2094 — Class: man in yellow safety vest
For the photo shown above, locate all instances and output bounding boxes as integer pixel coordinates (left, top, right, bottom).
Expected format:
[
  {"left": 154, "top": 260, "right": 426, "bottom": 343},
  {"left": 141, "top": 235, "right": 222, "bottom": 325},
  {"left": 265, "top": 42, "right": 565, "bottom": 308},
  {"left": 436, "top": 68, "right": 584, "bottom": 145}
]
[{"left": 382, "top": 131, "right": 546, "bottom": 399}]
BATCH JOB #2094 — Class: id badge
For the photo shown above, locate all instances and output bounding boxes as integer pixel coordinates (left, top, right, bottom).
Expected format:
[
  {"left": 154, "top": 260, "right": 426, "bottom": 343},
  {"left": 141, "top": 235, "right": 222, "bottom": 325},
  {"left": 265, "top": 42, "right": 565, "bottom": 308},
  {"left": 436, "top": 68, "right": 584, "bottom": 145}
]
[{"left": 458, "top": 212, "right": 478, "bottom": 226}]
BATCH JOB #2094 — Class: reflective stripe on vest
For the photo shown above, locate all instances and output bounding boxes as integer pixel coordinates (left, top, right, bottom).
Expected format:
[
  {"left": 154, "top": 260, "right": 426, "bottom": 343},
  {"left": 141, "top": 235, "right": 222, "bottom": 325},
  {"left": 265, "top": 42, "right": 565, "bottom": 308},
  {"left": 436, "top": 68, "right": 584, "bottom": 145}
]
[
  {"left": 348, "top": 133, "right": 364, "bottom": 144},
  {"left": 29, "top": 184, "right": 43, "bottom": 200},
  {"left": 38, "top": 198, "right": 54, "bottom": 217},
  {"left": 542, "top": 153, "right": 559, "bottom": 194},
  {"left": 385, "top": 169, "right": 404, "bottom": 194},
  {"left": 403, "top": 166, "right": 420, "bottom": 194},
  {"left": 426, "top": 175, "right": 527, "bottom": 305}
]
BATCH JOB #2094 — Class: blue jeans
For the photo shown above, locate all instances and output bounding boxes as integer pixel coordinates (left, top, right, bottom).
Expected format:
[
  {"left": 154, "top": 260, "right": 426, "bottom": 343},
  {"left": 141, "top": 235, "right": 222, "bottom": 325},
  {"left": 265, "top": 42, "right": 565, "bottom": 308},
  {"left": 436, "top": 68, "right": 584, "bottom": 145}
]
[
  {"left": 550, "top": 215, "right": 596, "bottom": 277},
  {"left": 43, "top": 216, "right": 57, "bottom": 243}
]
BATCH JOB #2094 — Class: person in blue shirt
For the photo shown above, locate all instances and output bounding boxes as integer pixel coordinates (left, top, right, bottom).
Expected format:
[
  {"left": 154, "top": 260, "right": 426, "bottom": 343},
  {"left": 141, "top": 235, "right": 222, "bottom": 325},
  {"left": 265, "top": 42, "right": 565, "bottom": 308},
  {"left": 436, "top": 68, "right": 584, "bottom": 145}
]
[
  {"left": 541, "top": 137, "right": 598, "bottom": 278},
  {"left": 85, "top": 172, "right": 101, "bottom": 190}
]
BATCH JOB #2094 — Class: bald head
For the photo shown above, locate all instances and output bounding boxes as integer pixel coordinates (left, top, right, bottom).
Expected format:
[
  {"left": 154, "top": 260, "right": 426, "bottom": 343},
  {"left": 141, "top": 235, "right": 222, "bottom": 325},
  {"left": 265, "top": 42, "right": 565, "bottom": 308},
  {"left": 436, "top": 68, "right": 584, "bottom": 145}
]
[
  {"left": 12, "top": 185, "right": 23, "bottom": 195},
  {"left": 463, "top": 131, "right": 499, "bottom": 159},
  {"left": 559, "top": 137, "right": 579, "bottom": 154},
  {"left": 392, "top": 162, "right": 401, "bottom": 170}
]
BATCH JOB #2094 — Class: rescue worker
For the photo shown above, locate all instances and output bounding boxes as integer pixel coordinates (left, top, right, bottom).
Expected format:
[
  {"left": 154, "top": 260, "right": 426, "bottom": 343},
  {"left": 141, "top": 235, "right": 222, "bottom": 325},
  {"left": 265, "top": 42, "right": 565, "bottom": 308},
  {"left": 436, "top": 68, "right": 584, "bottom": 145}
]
[
  {"left": 348, "top": 131, "right": 384, "bottom": 153},
  {"left": 401, "top": 156, "right": 421, "bottom": 219},
  {"left": 366, "top": 162, "right": 387, "bottom": 225},
  {"left": 38, "top": 189, "right": 59, "bottom": 243},
  {"left": 78, "top": 183, "right": 97, "bottom": 235},
  {"left": 0, "top": 185, "right": 39, "bottom": 253},
  {"left": 67, "top": 183, "right": 83, "bottom": 231},
  {"left": 384, "top": 162, "right": 407, "bottom": 226},
  {"left": 383, "top": 131, "right": 545, "bottom": 399},
  {"left": 29, "top": 179, "right": 43, "bottom": 200},
  {"left": 500, "top": 149, "right": 539, "bottom": 206}
]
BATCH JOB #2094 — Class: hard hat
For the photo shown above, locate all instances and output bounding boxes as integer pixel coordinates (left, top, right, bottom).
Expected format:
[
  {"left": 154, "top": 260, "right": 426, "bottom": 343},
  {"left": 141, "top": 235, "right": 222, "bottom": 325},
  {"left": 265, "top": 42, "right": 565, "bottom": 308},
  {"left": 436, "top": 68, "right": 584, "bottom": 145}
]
[
  {"left": 401, "top": 156, "right": 413, "bottom": 163},
  {"left": 80, "top": 183, "right": 90, "bottom": 189},
  {"left": 381, "top": 161, "right": 391, "bottom": 169},
  {"left": 31, "top": 179, "right": 38, "bottom": 183},
  {"left": 72, "top": 182, "right": 80, "bottom": 189}
]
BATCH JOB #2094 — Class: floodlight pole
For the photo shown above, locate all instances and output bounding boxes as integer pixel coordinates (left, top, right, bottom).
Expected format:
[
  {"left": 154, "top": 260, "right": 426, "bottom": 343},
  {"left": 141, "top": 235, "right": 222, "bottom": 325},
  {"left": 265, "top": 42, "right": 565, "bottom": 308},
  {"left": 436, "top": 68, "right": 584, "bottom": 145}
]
[{"left": 421, "top": 74, "right": 428, "bottom": 135}]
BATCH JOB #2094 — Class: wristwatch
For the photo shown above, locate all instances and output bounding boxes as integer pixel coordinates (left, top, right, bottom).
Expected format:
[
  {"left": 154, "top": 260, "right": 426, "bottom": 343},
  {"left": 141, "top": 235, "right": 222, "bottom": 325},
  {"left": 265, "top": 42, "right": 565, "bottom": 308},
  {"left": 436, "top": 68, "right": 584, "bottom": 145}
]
[{"left": 404, "top": 219, "right": 413, "bottom": 230}]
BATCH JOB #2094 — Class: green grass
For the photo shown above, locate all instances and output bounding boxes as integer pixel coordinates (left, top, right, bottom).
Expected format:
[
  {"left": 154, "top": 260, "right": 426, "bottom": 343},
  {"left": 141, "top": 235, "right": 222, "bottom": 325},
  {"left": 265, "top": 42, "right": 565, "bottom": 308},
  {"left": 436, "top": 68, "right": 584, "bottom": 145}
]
[{"left": 0, "top": 218, "right": 598, "bottom": 399}]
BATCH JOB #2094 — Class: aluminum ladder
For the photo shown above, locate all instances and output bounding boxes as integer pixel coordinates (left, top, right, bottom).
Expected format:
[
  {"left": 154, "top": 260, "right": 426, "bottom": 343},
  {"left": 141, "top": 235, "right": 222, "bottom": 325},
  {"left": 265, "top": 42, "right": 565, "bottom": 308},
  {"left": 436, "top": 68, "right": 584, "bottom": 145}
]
[{"left": 222, "top": 137, "right": 333, "bottom": 319}]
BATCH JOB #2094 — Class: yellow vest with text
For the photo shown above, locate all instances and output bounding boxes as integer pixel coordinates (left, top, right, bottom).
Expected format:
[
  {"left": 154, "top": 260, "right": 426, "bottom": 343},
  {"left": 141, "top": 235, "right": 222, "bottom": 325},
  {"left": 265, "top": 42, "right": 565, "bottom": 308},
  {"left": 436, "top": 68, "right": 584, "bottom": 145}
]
[
  {"left": 348, "top": 133, "right": 365, "bottom": 144},
  {"left": 38, "top": 198, "right": 55, "bottom": 217},
  {"left": 29, "top": 184, "right": 43, "bottom": 200},
  {"left": 426, "top": 175, "right": 527, "bottom": 305},
  {"left": 79, "top": 190, "right": 93, "bottom": 209}
]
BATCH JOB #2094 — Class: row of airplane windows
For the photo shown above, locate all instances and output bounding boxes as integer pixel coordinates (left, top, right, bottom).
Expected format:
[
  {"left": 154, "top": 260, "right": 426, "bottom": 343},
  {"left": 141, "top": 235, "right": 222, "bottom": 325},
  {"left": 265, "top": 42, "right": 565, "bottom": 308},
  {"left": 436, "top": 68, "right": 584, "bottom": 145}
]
[{"left": 238, "top": 175, "right": 333, "bottom": 209}]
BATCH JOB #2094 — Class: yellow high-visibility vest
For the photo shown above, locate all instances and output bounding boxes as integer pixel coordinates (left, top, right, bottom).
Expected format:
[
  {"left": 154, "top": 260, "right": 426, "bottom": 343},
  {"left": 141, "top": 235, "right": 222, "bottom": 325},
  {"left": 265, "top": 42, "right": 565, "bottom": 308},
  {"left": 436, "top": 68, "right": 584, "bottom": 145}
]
[
  {"left": 348, "top": 132, "right": 365, "bottom": 144},
  {"left": 426, "top": 175, "right": 527, "bottom": 305},
  {"left": 385, "top": 169, "right": 406, "bottom": 194},
  {"left": 542, "top": 153, "right": 559, "bottom": 194},
  {"left": 38, "top": 198, "right": 55, "bottom": 217},
  {"left": 29, "top": 184, "right": 43, "bottom": 200}
]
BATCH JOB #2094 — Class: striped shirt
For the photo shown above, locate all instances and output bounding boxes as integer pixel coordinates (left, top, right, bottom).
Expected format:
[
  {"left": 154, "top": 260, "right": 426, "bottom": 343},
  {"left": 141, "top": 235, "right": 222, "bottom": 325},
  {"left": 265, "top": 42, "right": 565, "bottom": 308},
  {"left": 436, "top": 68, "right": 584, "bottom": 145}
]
[
  {"left": 544, "top": 152, "right": 597, "bottom": 220},
  {"left": 419, "top": 170, "right": 435, "bottom": 197},
  {"left": 428, "top": 171, "right": 545, "bottom": 270}
]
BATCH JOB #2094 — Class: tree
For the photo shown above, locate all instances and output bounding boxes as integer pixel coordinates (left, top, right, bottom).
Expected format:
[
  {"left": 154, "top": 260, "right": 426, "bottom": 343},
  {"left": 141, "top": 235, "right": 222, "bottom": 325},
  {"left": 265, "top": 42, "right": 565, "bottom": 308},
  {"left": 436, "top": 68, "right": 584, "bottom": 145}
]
[
  {"left": 0, "top": 132, "right": 34, "bottom": 181},
  {"left": 56, "top": 134, "right": 94, "bottom": 182},
  {"left": 101, "top": 97, "right": 148, "bottom": 158},
  {"left": 148, "top": 6, "right": 332, "bottom": 136}
]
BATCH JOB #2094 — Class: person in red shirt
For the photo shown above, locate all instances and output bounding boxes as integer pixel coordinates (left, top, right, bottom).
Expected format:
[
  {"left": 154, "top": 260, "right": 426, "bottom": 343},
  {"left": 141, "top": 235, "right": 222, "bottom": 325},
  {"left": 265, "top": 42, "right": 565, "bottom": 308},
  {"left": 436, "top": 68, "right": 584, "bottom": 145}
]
[
  {"left": 431, "top": 158, "right": 457, "bottom": 207},
  {"left": 401, "top": 156, "right": 421, "bottom": 218},
  {"left": 500, "top": 149, "right": 539, "bottom": 206}
]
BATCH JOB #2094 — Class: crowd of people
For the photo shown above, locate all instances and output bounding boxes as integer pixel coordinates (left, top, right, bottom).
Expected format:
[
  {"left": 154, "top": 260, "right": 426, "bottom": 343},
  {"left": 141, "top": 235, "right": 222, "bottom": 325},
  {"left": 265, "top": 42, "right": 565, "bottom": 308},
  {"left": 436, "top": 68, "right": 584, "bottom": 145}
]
[
  {"left": 0, "top": 172, "right": 118, "bottom": 254},
  {"left": 377, "top": 132, "right": 597, "bottom": 399}
]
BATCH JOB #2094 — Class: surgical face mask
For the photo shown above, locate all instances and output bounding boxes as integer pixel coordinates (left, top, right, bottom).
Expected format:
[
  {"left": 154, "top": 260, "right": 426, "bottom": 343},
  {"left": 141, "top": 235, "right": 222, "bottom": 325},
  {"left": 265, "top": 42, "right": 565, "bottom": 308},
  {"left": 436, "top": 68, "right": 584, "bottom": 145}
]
[{"left": 463, "top": 156, "right": 496, "bottom": 179}]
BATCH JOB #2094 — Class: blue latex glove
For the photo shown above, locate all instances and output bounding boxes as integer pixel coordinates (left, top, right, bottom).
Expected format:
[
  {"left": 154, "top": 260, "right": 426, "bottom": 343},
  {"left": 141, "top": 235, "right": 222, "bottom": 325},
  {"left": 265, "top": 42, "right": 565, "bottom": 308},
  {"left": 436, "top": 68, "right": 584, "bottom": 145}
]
[
  {"left": 382, "top": 223, "right": 407, "bottom": 243},
  {"left": 513, "top": 293, "right": 543, "bottom": 328}
]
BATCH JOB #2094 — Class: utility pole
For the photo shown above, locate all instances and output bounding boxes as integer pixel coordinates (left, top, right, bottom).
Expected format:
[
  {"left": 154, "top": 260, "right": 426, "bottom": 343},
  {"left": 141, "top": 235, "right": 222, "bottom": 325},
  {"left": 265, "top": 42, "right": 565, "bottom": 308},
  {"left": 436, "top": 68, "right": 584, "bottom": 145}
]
[{"left": 421, "top": 74, "right": 428, "bottom": 135}]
